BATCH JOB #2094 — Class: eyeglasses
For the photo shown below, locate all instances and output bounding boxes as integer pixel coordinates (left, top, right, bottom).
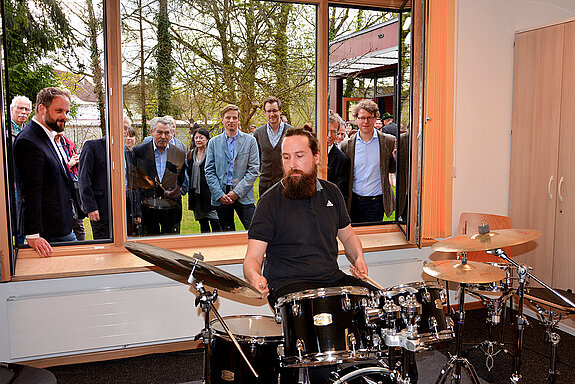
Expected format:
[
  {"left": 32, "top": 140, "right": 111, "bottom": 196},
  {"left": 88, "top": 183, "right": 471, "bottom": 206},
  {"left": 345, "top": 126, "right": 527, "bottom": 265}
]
[
  {"left": 264, "top": 109, "right": 280, "bottom": 114},
  {"left": 356, "top": 116, "right": 375, "bottom": 122}
]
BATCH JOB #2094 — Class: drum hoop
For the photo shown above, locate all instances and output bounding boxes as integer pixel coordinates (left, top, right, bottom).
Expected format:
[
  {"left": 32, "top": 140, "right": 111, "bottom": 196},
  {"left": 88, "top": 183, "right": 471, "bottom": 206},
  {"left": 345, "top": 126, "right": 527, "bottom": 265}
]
[
  {"left": 210, "top": 315, "right": 283, "bottom": 342},
  {"left": 382, "top": 281, "right": 441, "bottom": 295},
  {"left": 330, "top": 366, "right": 396, "bottom": 384},
  {"left": 275, "top": 286, "right": 370, "bottom": 307}
]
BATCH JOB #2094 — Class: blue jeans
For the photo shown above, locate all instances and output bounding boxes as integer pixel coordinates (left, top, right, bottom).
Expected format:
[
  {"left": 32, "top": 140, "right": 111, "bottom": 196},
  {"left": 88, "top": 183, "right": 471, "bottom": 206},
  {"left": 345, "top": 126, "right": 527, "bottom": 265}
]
[{"left": 44, "top": 232, "right": 77, "bottom": 243}]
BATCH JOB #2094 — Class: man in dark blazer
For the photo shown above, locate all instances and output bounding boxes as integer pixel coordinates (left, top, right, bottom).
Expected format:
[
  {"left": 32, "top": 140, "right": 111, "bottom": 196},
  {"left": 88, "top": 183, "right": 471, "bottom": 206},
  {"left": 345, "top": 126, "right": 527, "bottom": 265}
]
[
  {"left": 133, "top": 117, "right": 187, "bottom": 235},
  {"left": 79, "top": 136, "right": 110, "bottom": 239},
  {"left": 327, "top": 110, "right": 350, "bottom": 200},
  {"left": 340, "top": 99, "right": 396, "bottom": 223},
  {"left": 253, "top": 96, "right": 291, "bottom": 196},
  {"left": 13, "top": 87, "right": 78, "bottom": 256}
]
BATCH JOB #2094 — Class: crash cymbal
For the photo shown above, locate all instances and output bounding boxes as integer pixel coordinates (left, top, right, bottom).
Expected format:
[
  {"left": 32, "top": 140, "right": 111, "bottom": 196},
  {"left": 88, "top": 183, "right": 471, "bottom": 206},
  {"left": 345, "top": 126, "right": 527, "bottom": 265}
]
[
  {"left": 423, "top": 259, "right": 507, "bottom": 284},
  {"left": 124, "top": 242, "right": 261, "bottom": 299},
  {"left": 431, "top": 229, "right": 542, "bottom": 252}
]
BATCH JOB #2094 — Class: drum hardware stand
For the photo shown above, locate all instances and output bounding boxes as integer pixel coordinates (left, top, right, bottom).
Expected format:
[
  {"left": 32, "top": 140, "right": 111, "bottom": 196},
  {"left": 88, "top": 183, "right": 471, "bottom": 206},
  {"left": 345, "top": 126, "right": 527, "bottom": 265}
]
[
  {"left": 486, "top": 248, "right": 575, "bottom": 383},
  {"left": 466, "top": 288, "right": 514, "bottom": 372},
  {"left": 526, "top": 298, "right": 567, "bottom": 384},
  {"left": 188, "top": 261, "right": 259, "bottom": 383},
  {"left": 435, "top": 282, "right": 481, "bottom": 384}
]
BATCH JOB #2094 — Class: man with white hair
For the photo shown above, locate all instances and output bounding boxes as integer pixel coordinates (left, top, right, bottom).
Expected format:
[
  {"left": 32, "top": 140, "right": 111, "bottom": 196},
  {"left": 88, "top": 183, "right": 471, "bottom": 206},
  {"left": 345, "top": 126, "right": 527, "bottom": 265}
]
[{"left": 10, "top": 95, "right": 32, "bottom": 138}]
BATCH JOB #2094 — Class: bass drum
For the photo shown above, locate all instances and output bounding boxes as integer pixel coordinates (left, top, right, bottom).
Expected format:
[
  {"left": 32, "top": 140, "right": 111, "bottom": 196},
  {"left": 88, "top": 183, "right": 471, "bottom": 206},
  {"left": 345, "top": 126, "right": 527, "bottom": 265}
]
[
  {"left": 328, "top": 365, "right": 398, "bottom": 384},
  {"left": 210, "top": 315, "right": 295, "bottom": 384}
]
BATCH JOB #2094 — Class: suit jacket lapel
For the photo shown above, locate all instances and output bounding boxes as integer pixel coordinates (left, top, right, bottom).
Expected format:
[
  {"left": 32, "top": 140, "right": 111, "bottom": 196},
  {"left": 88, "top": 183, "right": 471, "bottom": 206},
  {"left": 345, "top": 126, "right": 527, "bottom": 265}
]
[{"left": 32, "top": 121, "right": 70, "bottom": 181}]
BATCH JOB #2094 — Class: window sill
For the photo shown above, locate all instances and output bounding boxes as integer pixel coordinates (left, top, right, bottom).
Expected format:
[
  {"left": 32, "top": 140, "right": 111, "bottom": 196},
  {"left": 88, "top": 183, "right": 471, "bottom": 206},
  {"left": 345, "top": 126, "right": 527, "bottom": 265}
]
[{"left": 12, "top": 226, "right": 429, "bottom": 281}]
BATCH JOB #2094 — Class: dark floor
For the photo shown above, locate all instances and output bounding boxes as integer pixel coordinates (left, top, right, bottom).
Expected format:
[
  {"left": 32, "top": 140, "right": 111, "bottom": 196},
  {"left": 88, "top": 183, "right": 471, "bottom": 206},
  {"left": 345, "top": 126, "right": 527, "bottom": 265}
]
[{"left": 46, "top": 308, "right": 575, "bottom": 383}]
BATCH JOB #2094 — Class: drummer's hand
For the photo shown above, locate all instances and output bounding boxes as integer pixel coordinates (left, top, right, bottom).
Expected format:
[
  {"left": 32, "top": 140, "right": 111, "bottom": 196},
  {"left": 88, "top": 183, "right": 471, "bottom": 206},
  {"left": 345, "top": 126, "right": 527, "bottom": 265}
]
[
  {"left": 253, "top": 276, "right": 269, "bottom": 299},
  {"left": 351, "top": 259, "right": 368, "bottom": 279}
]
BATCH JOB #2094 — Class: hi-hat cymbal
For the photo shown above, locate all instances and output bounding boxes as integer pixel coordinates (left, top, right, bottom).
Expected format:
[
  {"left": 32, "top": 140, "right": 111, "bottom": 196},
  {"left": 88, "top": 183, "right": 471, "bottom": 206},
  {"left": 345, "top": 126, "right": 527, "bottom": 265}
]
[
  {"left": 124, "top": 242, "right": 261, "bottom": 299},
  {"left": 423, "top": 259, "right": 507, "bottom": 284},
  {"left": 431, "top": 229, "right": 542, "bottom": 252}
]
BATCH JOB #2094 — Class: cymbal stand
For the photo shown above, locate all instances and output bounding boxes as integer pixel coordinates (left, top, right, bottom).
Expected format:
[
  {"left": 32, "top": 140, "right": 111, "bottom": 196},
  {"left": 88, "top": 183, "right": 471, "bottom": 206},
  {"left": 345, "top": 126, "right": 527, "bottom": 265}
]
[
  {"left": 487, "top": 248, "right": 575, "bottom": 383},
  {"left": 189, "top": 268, "right": 259, "bottom": 383},
  {"left": 526, "top": 300, "right": 564, "bottom": 384},
  {"left": 435, "top": 282, "right": 481, "bottom": 384}
]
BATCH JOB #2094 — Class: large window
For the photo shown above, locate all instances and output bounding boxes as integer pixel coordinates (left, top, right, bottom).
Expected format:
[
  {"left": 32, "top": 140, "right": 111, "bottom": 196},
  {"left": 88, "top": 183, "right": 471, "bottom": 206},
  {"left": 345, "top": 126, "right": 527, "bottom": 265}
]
[{"left": 0, "top": 0, "right": 420, "bottom": 280}]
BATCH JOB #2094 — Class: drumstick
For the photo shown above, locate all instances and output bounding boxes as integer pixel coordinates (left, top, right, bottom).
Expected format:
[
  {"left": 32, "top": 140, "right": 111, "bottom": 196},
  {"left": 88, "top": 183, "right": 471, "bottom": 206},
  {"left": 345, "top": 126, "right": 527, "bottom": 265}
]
[{"left": 350, "top": 267, "right": 385, "bottom": 290}]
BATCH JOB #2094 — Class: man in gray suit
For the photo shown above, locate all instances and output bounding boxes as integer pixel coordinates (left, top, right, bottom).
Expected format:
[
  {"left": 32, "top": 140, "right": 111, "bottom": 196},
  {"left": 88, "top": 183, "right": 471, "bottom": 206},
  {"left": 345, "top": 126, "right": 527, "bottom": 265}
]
[
  {"left": 205, "top": 104, "right": 260, "bottom": 231},
  {"left": 340, "top": 99, "right": 396, "bottom": 223}
]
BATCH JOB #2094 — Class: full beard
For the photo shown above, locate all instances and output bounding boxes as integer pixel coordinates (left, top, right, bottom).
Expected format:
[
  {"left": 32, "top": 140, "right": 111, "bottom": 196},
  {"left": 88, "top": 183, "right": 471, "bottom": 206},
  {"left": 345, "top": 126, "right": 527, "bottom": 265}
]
[
  {"left": 44, "top": 115, "right": 65, "bottom": 133},
  {"left": 282, "top": 167, "right": 317, "bottom": 200}
]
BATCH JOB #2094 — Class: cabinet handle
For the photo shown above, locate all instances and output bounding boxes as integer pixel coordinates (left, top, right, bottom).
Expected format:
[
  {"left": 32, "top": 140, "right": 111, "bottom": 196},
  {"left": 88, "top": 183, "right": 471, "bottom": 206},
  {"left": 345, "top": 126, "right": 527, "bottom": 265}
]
[
  {"left": 548, "top": 175, "right": 554, "bottom": 200},
  {"left": 559, "top": 176, "right": 564, "bottom": 202}
]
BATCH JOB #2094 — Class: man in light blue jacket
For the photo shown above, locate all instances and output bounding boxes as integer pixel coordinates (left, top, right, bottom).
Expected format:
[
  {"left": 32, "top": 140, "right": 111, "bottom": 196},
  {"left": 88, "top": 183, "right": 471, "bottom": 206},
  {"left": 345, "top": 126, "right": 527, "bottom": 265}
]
[{"left": 205, "top": 104, "right": 260, "bottom": 231}]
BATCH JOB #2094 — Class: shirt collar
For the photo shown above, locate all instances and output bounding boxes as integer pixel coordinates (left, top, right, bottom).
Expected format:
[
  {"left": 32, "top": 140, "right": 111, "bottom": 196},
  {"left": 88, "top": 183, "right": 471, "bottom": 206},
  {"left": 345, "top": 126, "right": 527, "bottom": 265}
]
[
  {"left": 152, "top": 140, "right": 170, "bottom": 152},
  {"left": 355, "top": 128, "right": 378, "bottom": 144},
  {"left": 267, "top": 121, "right": 284, "bottom": 132},
  {"left": 33, "top": 116, "right": 58, "bottom": 141},
  {"left": 226, "top": 130, "right": 239, "bottom": 141}
]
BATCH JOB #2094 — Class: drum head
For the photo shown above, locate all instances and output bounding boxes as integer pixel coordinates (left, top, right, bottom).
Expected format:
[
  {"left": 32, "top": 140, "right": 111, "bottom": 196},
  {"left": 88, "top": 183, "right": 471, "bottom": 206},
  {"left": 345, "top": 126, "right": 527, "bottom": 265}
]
[{"left": 211, "top": 315, "right": 282, "bottom": 338}]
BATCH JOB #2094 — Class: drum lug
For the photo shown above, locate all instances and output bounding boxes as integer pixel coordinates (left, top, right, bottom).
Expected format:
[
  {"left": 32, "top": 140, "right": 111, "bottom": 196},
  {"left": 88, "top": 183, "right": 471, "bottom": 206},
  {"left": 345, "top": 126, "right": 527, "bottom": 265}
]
[
  {"left": 292, "top": 302, "right": 301, "bottom": 317},
  {"left": 428, "top": 316, "right": 438, "bottom": 333},
  {"left": 275, "top": 310, "right": 283, "bottom": 323},
  {"left": 296, "top": 338, "right": 305, "bottom": 361},
  {"left": 347, "top": 333, "right": 357, "bottom": 355},
  {"left": 446, "top": 316, "right": 455, "bottom": 331},
  {"left": 435, "top": 298, "right": 443, "bottom": 310},
  {"left": 422, "top": 291, "right": 431, "bottom": 303},
  {"left": 342, "top": 295, "right": 352, "bottom": 311},
  {"left": 277, "top": 343, "right": 285, "bottom": 358}
]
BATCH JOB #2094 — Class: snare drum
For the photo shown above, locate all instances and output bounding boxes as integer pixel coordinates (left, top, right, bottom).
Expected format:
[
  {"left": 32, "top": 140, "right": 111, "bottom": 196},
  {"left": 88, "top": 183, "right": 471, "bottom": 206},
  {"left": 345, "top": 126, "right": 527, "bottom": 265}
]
[
  {"left": 275, "top": 286, "right": 375, "bottom": 367},
  {"left": 468, "top": 262, "right": 514, "bottom": 295},
  {"left": 210, "top": 315, "right": 287, "bottom": 383},
  {"left": 374, "top": 282, "right": 453, "bottom": 345}
]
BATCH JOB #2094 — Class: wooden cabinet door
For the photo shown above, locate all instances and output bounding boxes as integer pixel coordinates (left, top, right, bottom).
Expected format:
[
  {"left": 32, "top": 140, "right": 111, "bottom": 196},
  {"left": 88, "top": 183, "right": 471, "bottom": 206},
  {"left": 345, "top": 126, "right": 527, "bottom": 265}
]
[
  {"left": 553, "top": 21, "right": 575, "bottom": 291},
  {"left": 509, "top": 25, "right": 564, "bottom": 284}
]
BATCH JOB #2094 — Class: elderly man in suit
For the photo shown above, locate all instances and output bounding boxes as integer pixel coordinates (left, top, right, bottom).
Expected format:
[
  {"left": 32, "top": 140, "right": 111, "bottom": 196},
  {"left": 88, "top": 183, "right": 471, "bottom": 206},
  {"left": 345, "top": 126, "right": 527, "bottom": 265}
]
[
  {"left": 13, "top": 87, "right": 79, "bottom": 256},
  {"left": 133, "top": 117, "right": 187, "bottom": 235},
  {"left": 205, "top": 104, "right": 259, "bottom": 231},
  {"left": 79, "top": 136, "right": 110, "bottom": 239},
  {"left": 340, "top": 99, "right": 396, "bottom": 223}
]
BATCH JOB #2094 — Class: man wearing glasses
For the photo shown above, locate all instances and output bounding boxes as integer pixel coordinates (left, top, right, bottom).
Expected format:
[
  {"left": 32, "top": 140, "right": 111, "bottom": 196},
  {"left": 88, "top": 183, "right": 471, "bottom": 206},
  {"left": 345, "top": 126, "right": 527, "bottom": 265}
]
[
  {"left": 10, "top": 95, "right": 32, "bottom": 139},
  {"left": 340, "top": 99, "right": 396, "bottom": 223},
  {"left": 253, "top": 96, "right": 292, "bottom": 196}
]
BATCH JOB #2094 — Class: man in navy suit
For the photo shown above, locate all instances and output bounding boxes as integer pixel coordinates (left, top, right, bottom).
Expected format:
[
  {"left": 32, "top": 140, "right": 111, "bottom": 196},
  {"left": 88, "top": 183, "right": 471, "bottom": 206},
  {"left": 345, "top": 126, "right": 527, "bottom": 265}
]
[
  {"left": 79, "top": 137, "right": 110, "bottom": 239},
  {"left": 14, "top": 87, "right": 78, "bottom": 256},
  {"left": 327, "top": 110, "right": 350, "bottom": 201}
]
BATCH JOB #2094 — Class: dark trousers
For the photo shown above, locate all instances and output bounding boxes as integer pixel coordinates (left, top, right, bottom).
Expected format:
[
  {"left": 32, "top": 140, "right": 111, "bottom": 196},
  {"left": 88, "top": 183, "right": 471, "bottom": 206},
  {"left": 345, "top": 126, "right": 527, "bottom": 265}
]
[
  {"left": 142, "top": 206, "right": 181, "bottom": 235},
  {"left": 91, "top": 219, "right": 110, "bottom": 239},
  {"left": 216, "top": 202, "right": 255, "bottom": 231},
  {"left": 350, "top": 193, "right": 384, "bottom": 223},
  {"left": 198, "top": 218, "right": 222, "bottom": 233}
]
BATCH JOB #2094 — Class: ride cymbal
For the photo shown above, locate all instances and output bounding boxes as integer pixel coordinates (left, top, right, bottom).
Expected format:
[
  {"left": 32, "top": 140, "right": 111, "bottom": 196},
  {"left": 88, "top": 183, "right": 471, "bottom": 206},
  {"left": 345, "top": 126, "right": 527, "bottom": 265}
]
[
  {"left": 124, "top": 242, "right": 261, "bottom": 299},
  {"left": 423, "top": 259, "right": 507, "bottom": 284},
  {"left": 431, "top": 229, "right": 541, "bottom": 252}
]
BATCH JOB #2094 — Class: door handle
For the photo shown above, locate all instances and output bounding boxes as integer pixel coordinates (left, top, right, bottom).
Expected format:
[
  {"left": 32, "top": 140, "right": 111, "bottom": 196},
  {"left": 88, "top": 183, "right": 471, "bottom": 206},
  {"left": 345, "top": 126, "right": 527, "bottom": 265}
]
[
  {"left": 548, "top": 175, "right": 554, "bottom": 200},
  {"left": 558, "top": 176, "right": 564, "bottom": 202}
]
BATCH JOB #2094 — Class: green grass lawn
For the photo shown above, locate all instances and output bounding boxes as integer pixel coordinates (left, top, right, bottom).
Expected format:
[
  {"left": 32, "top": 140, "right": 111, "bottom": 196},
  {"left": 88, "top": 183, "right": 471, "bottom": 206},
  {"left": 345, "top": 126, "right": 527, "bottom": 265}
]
[{"left": 83, "top": 177, "right": 395, "bottom": 239}]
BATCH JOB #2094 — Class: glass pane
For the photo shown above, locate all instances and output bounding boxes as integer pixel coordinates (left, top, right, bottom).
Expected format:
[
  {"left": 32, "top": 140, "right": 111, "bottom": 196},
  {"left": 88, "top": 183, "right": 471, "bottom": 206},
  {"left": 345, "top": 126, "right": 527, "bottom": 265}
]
[
  {"left": 328, "top": 5, "right": 412, "bottom": 226},
  {"left": 121, "top": 0, "right": 317, "bottom": 236},
  {"left": 5, "top": 0, "right": 111, "bottom": 254}
]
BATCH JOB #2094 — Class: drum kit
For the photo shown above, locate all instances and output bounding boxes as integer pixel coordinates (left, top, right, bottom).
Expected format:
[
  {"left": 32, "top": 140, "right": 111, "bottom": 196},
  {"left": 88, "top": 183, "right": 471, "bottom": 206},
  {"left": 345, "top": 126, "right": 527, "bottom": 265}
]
[{"left": 124, "top": 224, "right": 575, "bottom": 384}]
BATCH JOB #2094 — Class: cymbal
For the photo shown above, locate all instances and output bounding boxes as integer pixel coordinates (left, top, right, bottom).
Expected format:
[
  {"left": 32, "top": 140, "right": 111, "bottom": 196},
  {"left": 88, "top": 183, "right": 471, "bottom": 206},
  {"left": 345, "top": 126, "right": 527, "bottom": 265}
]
[
  {"left": 423, "top": 259, "right": 507, "bottom": 284},
  {"left": 431, "top": 229, "right": 542, "bottom": 252},
  {"left": 124, "top": 242, "right": 261, "bottom": 299}
]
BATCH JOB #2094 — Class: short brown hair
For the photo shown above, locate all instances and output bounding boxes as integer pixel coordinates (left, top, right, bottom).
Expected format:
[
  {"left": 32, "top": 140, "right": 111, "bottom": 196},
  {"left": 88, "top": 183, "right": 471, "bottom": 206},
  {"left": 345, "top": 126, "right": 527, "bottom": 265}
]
[
  {"left": 262, "top": 96, "right": 281, "bottom": 111},
  {"left": 283, "top": 127, "right": 319, "bottom": 155},
  {"left": 353, "top": 99, "right": 380, "bottom": 119},
  {"left": 35, "top": 87, "right": 72, "bottom": 113},
  {"left": 220, "top": 104, "right": 240, "bottom": 118}
]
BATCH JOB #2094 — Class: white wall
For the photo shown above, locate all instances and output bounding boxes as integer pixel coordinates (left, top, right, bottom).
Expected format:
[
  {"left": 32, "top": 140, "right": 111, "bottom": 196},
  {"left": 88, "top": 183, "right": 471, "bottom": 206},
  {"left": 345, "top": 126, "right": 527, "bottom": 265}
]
[
  {"left": 452, "top": 0, "right": 575, "bottom": 234},
  {"left": 2, "top": 0, "right": 575, "bottom": 364}
]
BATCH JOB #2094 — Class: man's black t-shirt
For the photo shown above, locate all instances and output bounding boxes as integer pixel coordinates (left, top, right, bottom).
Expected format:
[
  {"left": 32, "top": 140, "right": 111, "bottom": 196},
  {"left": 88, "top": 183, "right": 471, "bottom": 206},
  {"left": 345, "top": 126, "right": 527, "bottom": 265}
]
[{"left": 248, "top": 179, "right": 351, "bottom": 294}]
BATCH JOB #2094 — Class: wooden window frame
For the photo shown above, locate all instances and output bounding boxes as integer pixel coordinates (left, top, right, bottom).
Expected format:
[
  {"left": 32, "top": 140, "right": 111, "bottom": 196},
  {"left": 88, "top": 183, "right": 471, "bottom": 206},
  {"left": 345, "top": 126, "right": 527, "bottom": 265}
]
[{"left": 0, "top": 0, "right": 429, "bottom": 282}]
